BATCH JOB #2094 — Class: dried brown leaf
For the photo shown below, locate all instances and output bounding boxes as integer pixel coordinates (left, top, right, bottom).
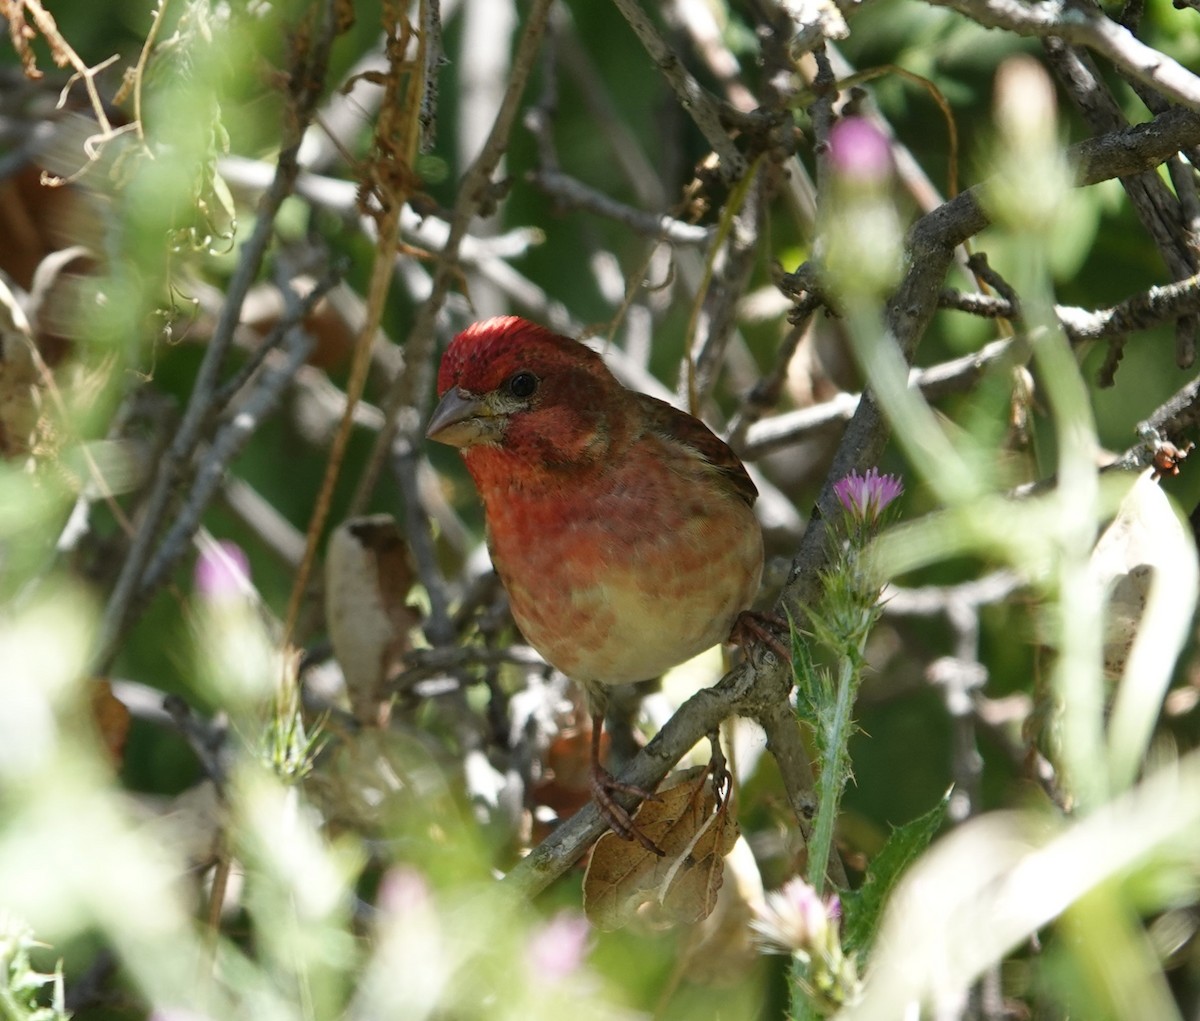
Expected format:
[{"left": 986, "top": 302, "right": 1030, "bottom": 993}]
[
  {"left": 241, "top": 277, "right": 358, "bottom": 371},
  {"left": 90, "top": 678, "right": 130, "bottom": 765},
  {"left": 532, "top": 719, "right": 610, "bottom": 818},
  {"left": 1092, "top": 471, "right": 1194, "bottom": 681},
  {"left": 325, "top": 515, "right": 420, "bottom": 726},
  {"left": 156, "top": 780, "right": 224, "bottom": 871},
  {"left": 583, "top": 765, "right": 739, "bottom": 931},
  {"left": 680, "top": 835, "right": 767, "bottom": 986},
  {"left": 0, "top": 274, "right": 41, "bottom": 460}
]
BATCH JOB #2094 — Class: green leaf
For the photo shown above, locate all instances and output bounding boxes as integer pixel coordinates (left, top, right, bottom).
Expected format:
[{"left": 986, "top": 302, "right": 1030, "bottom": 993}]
[
  {"left": 842, "top": 788, "right": 951, "bottom": 954},
  {"left": 790, "top": 619, "right": 821, "bottom": 728}
]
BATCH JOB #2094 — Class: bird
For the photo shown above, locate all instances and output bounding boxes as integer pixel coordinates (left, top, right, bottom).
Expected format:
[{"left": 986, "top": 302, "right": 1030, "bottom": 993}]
[{"left": 426, "top": 315, "right": 765, "bottom": 853}]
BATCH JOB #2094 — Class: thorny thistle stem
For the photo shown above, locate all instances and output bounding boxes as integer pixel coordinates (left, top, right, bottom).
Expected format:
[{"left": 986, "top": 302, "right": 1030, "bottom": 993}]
[{"left": 783, "top": 470, "right": 902, "bottom": 1016}]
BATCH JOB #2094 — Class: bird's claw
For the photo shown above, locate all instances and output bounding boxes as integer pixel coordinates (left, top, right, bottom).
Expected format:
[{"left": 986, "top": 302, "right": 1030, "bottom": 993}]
[
  {"left": 707, "top": 728, "right": 732, "bottom": 808},
  {"left": 589, "top": 763, "right": 665, "bottom": 857},
  {"left": 729, "top": 610, "right": 792, "bottom": 666}
]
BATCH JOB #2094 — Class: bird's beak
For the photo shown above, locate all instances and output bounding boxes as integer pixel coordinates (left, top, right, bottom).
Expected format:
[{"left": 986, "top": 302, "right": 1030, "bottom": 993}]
[{"left": 426, "top": 387, "right": 503, "bottom": 448}]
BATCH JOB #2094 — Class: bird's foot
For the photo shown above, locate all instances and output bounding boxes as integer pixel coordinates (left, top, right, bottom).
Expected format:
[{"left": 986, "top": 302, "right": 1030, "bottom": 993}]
[
  {"left": 729, "top": 609, "right": 792, "bottom": 666},
  {"left": 589, "top": 763, "right": 665, "bottom": 857},
  {"left": 707, "top": 728, "right": 732, "bottom": 808}
]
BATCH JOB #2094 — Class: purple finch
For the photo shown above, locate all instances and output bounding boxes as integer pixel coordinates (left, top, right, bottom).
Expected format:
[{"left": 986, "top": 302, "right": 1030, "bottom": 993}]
[{"left": 427, "top": 316, "right": 764, "bottom": 850}]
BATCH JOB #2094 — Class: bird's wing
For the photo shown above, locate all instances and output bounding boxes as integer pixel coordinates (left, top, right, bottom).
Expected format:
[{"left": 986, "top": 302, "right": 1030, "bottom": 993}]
[{"left": 634, "top": 392, "right": 758, "bottom": 508}]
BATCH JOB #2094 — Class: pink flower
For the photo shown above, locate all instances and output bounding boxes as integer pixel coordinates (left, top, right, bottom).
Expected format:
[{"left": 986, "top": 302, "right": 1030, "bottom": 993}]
[
  {"left": 828, "top": 117, "right": 893, "bottom": 187},
  {"left": 376, "top": 867, "right": 433, "bottom": 916},
  {"left": 526, "top": 911, "right": 590, "bottom": 982},
  {"left": 832, "top": 468, "right": 903, "bottom": 525},
  {"left": 194, "top": 540, "right": 251, "bottom": 602},
  {"left": 751, "top": 877, "right": 836, "bottom": 957}
]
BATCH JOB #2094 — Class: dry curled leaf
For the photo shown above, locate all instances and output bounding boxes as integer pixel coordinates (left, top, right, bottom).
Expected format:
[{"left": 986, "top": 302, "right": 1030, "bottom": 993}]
[
  {"left": 1092, "top": 470, "right": 1194, "bottom": 682},
  {"left": 532, "top": 718, "right": 611, "bottom": 821},
  {"left": 241, "top": 277, "right": 359, "bottom": 372},
  {"left": 583, "top": 765, "right": 739, "bottom": 931},
  {"left": 90, "top": 678, "right": 130, "bottom": 766},
  {"left": 325, "top": 515, "right": 419, "bottom": 726},
  {"left": 680, "top": 834, "right": 767, "bottom": 986},
  {"left": 0, "top": 163, "right": 93, "bottom": 291},
  {"left": 156, "top": 780, "right": 225, "bottom": 872},
  {"left": 0, "top": 274, "right": 42, "bottom": 460}
]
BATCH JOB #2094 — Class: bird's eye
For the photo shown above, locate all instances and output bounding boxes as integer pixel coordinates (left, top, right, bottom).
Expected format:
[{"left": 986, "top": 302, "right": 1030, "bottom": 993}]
[{"left": 507, "top": 371, "right": 538, "bottom": 399}]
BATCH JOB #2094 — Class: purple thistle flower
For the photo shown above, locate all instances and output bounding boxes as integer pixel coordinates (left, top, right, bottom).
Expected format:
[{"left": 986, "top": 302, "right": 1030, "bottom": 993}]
[
  {"left": 828, "top": 117, "right": 893, "bottom": 187},
  {"left": 376, "top": 866, "right": 433, "bottom": 916},
  {"left": 194, "top": 540, "right": 251, "bottom": 603},
  {"left": 833, "top": 468, "right": 904, "bottom": 524},
  {"left": 750, "top": 877, "right": 837, "bottom": 957},
  {"left": 526, "top": 911, "right": 591, "bottom": 982},
  {"left": 751, "top": 878, "right": 862, "bottom": 1008}
]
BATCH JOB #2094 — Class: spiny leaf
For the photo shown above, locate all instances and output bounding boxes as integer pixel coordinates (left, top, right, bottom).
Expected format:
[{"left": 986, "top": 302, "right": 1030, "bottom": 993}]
[{"left": 842, "top": 788, "right": 951, "bottom": 954}]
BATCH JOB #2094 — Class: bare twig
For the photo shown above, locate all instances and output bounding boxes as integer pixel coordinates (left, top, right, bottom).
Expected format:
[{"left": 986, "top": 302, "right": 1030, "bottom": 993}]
[
  {"left": 419, "top": 0, "right": 442, "bottom": 151},
  {"left": 924, "top": 0, "right": 1200, "bottom": 111},
  {"left": 3, "top": 0, "right": 114, "bottom": 129},
  {"left": 664, "top": 0, "right": 757, "bottom": 113},
  {"left": 741, "top": 340, "right": 1015, "bottom": 459},
  {"left": 886, "top": 573, "right": 1023, "bottom": 823},
  {"left": 688, "top": 160, "right": 769, "bottom": 405},
  {"left": 504, "top": 652, "right": 796, "bottom": 894},
  {"left": 129, "top": 0, "right": 170, "bottom": 147},
  {"left": 1136, "top": 368, "right": 1200, "bottom": 440},
  {"left": 284, "top": 0, "right": 434, "bottom": 646},
  {"left": 750, "top": 267, "right": 1200, "bottom": 458},
  {"left": 348, "top": 0, "right": 555, "bottom": 513},
  {"left": 942, "top": 270, "right": 1200, "bottom": 341},
  {"left": 92, "top": 0, "right": 338, "bottom": 673},
  {"left": 759, "top": 105, "right": 1200, "bottom": 457},
  {"left": 137, "top": 328, "right": 317, "bottom": 601},
  {"left": 608, "top": 0, "right": 746, "bottom": 180},
  {"left": 526, "top": 167, "right": 712, "bottom": 245},
  {"left": 212, "top": 264, "right": 342, "bottom": 409},
  {"left": 726, "top": 316, "right": 812, "bottom": 449},
  {"left": 1044, "top": 38, "right": 1200, "bottom": 370}
]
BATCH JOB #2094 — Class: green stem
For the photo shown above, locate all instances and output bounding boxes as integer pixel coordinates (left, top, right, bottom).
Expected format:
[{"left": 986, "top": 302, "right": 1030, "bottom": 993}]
[
  {"left": 789, "top": 957, "right": 814, "bottom": 1021},
  {"left": 806, "top": 623, "right": 869, "bottom": 896},
  {"left": 793, "top": 635, "right": 866, "bottom": 1020}
]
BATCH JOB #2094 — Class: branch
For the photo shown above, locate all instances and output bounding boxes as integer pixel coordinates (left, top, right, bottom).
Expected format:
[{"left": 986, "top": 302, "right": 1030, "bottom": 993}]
[
  {"left": 525, "top": 166, "right": 712, "bottom": 245},
  {"left": 690, "top": 160, "right": 770, "bottom": 405},
  {"left": 1044, "top": 38, "right": 1200, "bottom": 369},
  {"left": 741, "top": 341, "right": 1014, "bottom": 458},
  {"left": 1072, "top": 106, "right": 1200, "bottom": 185},
  {"left": 504, "top": 651, "right": 794, "bottom": 894},
  {"left": 923, "top": 0, "right": 1200, "bottom": 111},
  {"left": 608, "top": 0, "right": 746, "bottom": 180},
  {"left": 1137, "top": 368, "right": 1200, "bottom": 439},
  {"left": 348, "top": 0, "right": 555, "bottom": 514},
  {"left": 756, "top": 105, "right": 1200, "bottom": 456},
  {"left": 136, "top": 329, "right": 317, "bottom": 601},
  {"left": 941, "top": 270, "right": 1200, "bottom": 341},
  {"left": 750, "top": 265, "right": 1200, "bottom": 459},
  {"left": 91, "top": 0, "right": 338, "bottom": 673}
]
